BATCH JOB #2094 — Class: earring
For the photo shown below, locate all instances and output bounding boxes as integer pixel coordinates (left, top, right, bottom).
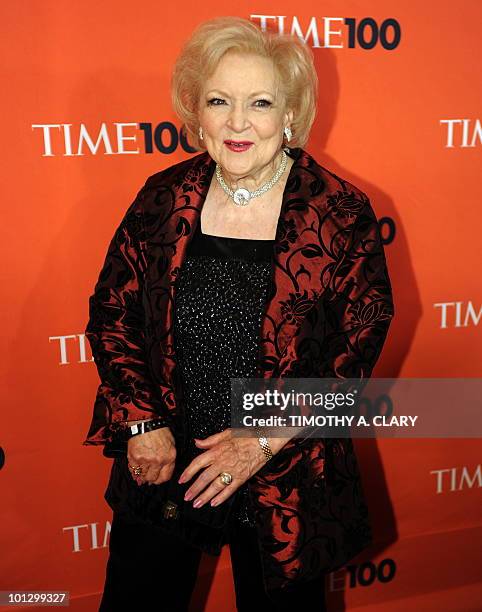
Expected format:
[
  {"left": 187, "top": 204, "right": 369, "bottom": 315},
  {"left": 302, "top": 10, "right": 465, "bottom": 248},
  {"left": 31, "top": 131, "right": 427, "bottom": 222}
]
[
  {"left": 199, "top": 126, "right": 203, "bottom": 141},
  {"left": 284, "top": 126, "right": 292, "bottom": 142}
]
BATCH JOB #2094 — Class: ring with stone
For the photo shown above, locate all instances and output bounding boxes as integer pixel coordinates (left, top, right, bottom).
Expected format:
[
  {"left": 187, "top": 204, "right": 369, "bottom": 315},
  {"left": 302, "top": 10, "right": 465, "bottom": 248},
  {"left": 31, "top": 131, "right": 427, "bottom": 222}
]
[
  {"left": 219, "top": 472, "right": 233, "bottom": 486},
  {"left": 129, "top": 465, "right": 143, "bottom": 476}
]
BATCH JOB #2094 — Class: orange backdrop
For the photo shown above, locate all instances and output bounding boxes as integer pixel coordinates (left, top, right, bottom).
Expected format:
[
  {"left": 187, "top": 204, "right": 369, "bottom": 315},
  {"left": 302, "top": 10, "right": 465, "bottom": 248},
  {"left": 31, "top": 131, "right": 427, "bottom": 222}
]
[{"left": 2, "top": 1, "right": 481, "bottom": 610}]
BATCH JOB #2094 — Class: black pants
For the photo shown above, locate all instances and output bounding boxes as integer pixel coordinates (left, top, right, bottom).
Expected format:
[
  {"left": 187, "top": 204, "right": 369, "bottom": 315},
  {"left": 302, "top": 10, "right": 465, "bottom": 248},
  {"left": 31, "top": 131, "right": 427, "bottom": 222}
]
[{"left": 99, "top": 513, "right": 326, "bottom": 611}]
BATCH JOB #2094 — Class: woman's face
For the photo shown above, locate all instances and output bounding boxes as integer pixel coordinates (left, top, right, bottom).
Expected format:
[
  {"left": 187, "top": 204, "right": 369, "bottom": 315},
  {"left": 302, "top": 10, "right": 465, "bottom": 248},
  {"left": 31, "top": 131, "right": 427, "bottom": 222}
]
[{"left": 198, "top": 51, "right": 293, "bottom": 183}]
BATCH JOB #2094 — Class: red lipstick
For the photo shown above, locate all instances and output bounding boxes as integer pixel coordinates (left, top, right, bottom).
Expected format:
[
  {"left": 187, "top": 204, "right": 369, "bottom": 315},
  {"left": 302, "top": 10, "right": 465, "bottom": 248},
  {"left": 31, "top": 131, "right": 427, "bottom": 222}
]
[{"left": 224, "top": 140, "right": 254, "bottom": 152}]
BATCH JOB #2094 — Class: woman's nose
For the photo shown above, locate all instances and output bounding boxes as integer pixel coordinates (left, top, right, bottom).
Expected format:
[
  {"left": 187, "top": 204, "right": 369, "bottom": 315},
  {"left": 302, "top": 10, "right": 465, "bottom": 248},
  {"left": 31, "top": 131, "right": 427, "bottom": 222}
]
[{"left": 226, "top": 104, "right": 250, "bottom": 132}]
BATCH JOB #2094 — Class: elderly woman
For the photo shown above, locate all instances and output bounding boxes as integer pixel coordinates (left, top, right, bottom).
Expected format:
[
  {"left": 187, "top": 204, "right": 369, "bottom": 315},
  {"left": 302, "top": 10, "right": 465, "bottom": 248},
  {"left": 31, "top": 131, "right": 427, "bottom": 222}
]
[{"left": 83, "top": 15, "right": 394, "bottom": 612}]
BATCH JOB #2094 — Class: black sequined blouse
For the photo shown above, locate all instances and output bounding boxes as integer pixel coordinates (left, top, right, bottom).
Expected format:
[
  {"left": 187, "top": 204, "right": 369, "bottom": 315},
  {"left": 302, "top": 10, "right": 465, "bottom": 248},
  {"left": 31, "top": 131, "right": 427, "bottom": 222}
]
[{"left": 172, "top": 220, "right": 274, "bottom": 527}]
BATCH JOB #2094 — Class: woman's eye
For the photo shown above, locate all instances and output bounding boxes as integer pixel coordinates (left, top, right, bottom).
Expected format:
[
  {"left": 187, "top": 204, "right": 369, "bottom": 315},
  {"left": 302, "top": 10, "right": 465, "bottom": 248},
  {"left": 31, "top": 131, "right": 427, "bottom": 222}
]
[
  {"left": 206, "top": 98, "right": 272, "bottom": 108},
  {"left": 207, "top": 98, "right": 225, "bottom": 106},
  {"left": 254, "top": 99, "right": 272, "bottom": 108}
]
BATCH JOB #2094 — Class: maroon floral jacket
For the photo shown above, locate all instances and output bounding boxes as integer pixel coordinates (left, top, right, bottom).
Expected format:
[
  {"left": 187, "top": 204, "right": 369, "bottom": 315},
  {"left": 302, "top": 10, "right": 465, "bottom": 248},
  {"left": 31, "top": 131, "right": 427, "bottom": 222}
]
[{"left": 83, "top": 147, "right": 394, "bottom": 591}]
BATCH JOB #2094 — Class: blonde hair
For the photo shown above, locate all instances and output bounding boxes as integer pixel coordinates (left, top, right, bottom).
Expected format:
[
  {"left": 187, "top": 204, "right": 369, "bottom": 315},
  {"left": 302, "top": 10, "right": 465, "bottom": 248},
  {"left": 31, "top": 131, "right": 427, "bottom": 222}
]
[{"left": 171, "top": 16, "right": 318, "bottom": 150}]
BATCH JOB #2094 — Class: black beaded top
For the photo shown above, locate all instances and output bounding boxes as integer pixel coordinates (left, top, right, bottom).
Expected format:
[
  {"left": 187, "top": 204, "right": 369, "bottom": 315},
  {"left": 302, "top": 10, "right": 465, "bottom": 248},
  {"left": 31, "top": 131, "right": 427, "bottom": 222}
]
[{"left": 173, "top": 219, "right": 274, "bottom": 527}]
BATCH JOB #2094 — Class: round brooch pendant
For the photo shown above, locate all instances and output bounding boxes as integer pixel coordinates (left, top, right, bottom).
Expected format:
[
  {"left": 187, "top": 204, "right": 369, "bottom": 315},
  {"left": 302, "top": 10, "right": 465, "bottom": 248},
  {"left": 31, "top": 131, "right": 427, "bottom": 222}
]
[{"left": 233, "top": 188, "right": 251, "bottom": 206}]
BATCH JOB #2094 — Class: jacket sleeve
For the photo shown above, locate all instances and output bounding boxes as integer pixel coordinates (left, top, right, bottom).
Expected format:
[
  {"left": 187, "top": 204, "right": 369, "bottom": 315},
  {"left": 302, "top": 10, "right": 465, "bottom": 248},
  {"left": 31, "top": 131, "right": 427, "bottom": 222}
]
[
  {"left": 320, "top": 199, "right": 394, "bottom": 380},
  {"left": 83, "top": 185, "right": 175, "bottom": 447}
]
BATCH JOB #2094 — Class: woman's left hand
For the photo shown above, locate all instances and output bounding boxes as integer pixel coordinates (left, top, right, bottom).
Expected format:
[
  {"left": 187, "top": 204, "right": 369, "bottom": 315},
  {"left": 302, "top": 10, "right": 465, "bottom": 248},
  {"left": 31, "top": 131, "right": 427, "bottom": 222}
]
[{"left": 177, "top": 429, "right": 270, "bottom": 508}]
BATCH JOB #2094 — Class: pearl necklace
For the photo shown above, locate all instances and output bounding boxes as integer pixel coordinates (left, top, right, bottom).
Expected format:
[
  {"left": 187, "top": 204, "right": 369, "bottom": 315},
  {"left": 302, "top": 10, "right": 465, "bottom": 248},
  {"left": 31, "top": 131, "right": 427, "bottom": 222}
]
[{"left": 215, "top": 150, "right": 288, "bottom": 206}]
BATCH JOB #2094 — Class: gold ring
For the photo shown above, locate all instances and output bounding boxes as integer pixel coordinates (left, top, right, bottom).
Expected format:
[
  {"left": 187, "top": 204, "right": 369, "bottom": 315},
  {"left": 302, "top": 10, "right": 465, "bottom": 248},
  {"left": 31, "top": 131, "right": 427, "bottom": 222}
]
[
  {"left": 129, "top": 465, "right": 143, "bottom": 476},
  {"left": 219, "top": 472, "right": 233, "bottom": 486}
]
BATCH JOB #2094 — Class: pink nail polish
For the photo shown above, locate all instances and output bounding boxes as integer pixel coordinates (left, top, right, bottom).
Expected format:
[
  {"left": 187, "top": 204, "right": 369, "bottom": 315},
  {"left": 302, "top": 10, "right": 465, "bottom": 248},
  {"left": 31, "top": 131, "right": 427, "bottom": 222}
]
[
  {"left": 184, "top": 492, "right": 193, "bottom": 501},
  {"left": 193, "top": 499, "right": 203, "bottom": 508}
]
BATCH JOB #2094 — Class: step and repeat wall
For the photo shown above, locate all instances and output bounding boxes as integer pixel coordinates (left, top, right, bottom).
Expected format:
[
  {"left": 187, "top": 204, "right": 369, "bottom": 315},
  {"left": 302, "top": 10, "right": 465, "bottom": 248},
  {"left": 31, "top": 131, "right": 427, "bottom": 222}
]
[{"left": 2, "top": 2, "right": 481, "bottom": 610}]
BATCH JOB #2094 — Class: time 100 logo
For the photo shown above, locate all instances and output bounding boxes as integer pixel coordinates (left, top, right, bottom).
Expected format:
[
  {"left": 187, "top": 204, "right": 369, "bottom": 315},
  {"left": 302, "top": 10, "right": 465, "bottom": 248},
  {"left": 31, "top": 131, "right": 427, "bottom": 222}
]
[{"left": 140, "top": 123, "right": 196, "bottom": 154}]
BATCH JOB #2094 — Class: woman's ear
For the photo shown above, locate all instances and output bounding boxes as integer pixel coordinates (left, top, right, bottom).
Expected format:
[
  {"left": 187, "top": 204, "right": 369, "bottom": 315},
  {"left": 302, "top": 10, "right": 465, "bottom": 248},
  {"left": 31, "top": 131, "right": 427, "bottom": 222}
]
[{"left": 285, "top": 108, "right": 294, "bottom": 127}]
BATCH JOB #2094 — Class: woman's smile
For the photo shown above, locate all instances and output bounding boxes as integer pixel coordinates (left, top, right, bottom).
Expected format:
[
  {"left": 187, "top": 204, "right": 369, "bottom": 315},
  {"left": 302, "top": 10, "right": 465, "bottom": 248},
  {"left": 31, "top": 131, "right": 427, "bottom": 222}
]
[{"left": 224, "top": 140, "right": 254, "bottom": 152}]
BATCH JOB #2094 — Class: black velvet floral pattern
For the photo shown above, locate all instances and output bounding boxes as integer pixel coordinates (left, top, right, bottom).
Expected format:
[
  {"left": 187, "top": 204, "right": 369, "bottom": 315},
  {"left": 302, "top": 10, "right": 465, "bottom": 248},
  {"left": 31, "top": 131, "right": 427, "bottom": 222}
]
[{"left": 83, "top": 147, "right": 394, "bottom": 591}]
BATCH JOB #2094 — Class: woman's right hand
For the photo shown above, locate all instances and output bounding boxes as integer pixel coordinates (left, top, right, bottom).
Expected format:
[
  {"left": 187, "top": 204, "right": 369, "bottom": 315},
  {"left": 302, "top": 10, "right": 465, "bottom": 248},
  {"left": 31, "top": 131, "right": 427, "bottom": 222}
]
[{"left": 126, "top": 423, "right": 176, "bottom": 486}]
